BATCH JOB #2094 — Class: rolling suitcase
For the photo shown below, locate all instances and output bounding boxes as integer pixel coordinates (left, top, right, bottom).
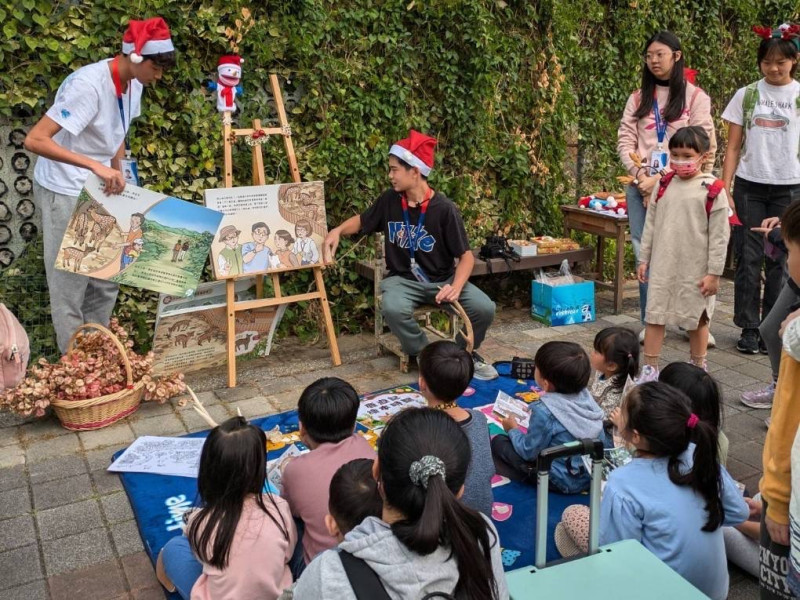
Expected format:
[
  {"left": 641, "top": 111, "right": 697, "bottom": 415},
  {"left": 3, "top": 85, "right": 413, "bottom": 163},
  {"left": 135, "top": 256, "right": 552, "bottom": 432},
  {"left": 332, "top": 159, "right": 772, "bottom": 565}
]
[{"left": 505, "top": 439, "right": 710, "bottom": 599}]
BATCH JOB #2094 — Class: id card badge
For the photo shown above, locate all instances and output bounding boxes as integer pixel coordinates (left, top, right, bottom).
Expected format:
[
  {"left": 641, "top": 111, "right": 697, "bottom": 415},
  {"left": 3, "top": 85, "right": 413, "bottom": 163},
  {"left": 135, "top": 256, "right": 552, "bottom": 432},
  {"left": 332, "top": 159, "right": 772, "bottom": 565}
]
[
  {"left": 410, "top": 259, "right": 430, "bottom": 283},
  {"left": 649, "top": 148, "right": 668, "bottom": 174},
  {"left": 119, "top": 157, "right": 140, "bottom": 187}
]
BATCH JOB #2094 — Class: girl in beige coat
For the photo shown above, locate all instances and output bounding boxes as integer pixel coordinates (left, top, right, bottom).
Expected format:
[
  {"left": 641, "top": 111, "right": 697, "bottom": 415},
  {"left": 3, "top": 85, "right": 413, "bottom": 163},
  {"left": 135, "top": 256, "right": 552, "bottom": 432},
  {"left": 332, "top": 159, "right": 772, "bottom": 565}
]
[{"left": 638, "top": 126, "right": 731, "bottom": 372}]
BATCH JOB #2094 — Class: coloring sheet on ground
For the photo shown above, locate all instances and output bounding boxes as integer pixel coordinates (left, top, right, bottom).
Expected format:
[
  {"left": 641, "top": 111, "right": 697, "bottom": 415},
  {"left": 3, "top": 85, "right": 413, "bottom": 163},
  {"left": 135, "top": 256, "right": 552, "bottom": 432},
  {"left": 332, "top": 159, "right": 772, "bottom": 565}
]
[
  {"left": 56, "top": 174, "right": 223, "bottom": 296},
  {"left": 266, "top": 444, "right": 306, "bottom": 492},
  {"left": 356, "top": 386, "right": 427, "bottom": 431},
  {"left": 108, "top": 436, "right": 206, "bottom": 478}
]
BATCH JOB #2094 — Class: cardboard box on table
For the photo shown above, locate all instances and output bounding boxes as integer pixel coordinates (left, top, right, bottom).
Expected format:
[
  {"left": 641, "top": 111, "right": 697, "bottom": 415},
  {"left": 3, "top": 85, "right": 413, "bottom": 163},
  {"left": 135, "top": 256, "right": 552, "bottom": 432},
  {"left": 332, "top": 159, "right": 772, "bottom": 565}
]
[{"left": 531, "top": 277, "right": 595, "bottom": 326}]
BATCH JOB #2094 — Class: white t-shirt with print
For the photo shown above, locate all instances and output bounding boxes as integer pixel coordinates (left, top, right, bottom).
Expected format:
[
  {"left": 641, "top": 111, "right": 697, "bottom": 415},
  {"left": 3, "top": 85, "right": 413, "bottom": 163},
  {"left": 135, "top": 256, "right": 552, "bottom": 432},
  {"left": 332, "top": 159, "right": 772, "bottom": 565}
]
[
  {"left": 721, "top": 79, "right": 800, "bottom": 185},
  {"left": 34, "top": 59, "right": 143, "bottom": 196}
]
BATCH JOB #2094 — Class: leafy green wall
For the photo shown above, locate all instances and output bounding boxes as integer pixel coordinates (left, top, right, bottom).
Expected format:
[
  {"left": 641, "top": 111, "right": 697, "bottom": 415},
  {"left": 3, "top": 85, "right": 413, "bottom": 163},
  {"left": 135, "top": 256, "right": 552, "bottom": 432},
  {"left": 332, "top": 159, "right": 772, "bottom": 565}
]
[{"left": 1, "top": 0, "right": 797, "bottom": 354}]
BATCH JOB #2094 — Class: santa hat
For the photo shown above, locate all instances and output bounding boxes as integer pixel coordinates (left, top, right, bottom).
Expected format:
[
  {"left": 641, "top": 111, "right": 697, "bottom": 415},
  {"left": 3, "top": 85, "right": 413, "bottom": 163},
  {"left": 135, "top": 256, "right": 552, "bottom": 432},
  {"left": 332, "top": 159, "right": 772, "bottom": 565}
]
[
  {"left": 218, "top": 55, "right": 243, "bottom": 73},
  {"left": 122, "top": 17, "right": 174, "bottom": 64},
  {"left": 389, "top": 130, "right": 437, "bottom": 177}
]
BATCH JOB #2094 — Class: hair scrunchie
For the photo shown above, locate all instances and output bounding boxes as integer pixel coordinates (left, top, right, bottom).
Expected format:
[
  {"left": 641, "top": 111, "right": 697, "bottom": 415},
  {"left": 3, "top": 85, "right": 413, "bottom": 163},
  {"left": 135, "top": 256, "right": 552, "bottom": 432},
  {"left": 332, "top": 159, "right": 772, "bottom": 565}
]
[
  {"left": 686, "top": 413, "right": 700, "bottom": 429},
  {"left": 409, "top": 455, "right": 446, "bottom": 489}
]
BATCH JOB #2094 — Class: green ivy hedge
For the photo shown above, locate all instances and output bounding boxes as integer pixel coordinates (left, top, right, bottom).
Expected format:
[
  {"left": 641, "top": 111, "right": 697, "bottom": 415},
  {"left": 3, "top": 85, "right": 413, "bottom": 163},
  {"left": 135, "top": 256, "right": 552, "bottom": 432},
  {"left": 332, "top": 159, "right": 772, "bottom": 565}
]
[{"left": 1, "top": 0, "right": 797, "bottom": 354}]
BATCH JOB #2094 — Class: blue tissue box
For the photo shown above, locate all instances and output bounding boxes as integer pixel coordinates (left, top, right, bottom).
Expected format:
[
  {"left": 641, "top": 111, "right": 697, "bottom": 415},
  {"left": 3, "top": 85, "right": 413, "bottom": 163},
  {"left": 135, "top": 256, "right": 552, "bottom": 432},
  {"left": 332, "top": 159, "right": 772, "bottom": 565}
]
[{"left": 531, "top": 277, "right": 595, "bottom": 326}]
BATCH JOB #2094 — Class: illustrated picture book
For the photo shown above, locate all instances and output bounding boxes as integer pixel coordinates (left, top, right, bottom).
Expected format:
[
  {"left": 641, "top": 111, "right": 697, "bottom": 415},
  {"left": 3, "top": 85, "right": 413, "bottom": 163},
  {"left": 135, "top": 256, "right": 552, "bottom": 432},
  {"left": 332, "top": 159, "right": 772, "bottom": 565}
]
[
  {"left": 204, "top": 181, "right": 327, "bottom": 278},
  {"left": 356, "top": 386, "right": 427, "bottom": 432},
  {"left": 151, "top": 278, "right": 285, "bottom": 376},
  {"left": 56, "top": 174, "right": 224, "bottom": 296}
]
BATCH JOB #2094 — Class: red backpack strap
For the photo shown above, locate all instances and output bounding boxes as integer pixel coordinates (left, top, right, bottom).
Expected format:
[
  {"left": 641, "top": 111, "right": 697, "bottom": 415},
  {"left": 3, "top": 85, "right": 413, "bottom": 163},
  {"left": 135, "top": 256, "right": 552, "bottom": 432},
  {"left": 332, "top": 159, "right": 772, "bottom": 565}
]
[
  {"left": 705, "top": 178, "right": 742, "bottom": 226},
  {"left": 655, "top": 171, "right": 676, "bottom": 203}
]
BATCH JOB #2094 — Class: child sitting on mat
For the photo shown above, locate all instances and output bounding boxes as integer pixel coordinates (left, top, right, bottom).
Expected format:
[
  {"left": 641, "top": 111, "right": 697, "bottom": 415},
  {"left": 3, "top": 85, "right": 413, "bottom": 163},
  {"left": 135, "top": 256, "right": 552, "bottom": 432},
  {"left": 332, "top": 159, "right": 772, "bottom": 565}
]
[
  {"left": 325, "top": 458, "right": 383, "bottom": 542},
  {"left": 490, "top": 341, "right": 604, "bottom": 493},
  {"left": 282, "top": 377, "right": 375, "bottom": 570},
  {"left": 157, "top": 417, "right": 296, "bottom": 600},
  {"left": 589, "top": 326, "right": 640, "bottom": 417},
  {"left": 419, "top": 340, "right": 494, "bottom": 516},
  {"left": 556, "top": 382, "right": 748, "bottom": 600}
]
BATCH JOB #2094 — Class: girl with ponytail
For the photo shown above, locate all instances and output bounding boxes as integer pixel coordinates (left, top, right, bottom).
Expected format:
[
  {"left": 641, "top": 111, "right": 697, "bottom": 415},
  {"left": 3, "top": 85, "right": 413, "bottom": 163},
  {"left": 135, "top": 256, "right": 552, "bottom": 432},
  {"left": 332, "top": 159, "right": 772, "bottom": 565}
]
[
  {"left": 603, "top": 382, "right": 749, "bottom": 599},
  {"left": 293, "top": 407, "right": 508, "bottom": 600}
]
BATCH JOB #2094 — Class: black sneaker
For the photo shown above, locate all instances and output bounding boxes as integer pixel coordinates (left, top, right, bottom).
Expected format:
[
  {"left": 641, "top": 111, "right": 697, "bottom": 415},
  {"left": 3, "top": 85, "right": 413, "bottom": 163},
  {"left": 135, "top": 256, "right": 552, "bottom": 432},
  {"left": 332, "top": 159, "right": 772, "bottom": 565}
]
[
  {"left": 759, "top": 336, "right": 768, "bottom": 355},
  {"left": 736, "top": 329, "right": 760, "bottom": 354}
]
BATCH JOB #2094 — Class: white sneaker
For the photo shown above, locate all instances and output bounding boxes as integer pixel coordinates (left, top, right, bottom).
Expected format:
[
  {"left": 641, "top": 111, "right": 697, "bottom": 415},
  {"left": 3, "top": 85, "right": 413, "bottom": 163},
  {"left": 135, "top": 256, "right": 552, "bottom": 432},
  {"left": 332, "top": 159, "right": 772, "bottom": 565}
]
[
  {"left": 682, "top": 328, "right": 716, "bottom": 348},
  {"left": 638, "top": 329, "right": 646, "bottom": 345},
  {"left": 472, "top": 352, "right": 499, "bottom": 381}
]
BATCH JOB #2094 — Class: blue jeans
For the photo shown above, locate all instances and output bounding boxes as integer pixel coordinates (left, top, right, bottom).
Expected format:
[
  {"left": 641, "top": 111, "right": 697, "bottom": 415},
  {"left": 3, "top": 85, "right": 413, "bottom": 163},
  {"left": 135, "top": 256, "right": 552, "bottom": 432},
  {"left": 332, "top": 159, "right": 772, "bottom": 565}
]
[
  {"left": 161, "top": 535, "right": 203, "bottom": 600},
  {"left": 626, "top": 185, "right": 648, "bottom": 322},
  {"left": 733, "top": 177, "right": 800, "bottom": 330}
]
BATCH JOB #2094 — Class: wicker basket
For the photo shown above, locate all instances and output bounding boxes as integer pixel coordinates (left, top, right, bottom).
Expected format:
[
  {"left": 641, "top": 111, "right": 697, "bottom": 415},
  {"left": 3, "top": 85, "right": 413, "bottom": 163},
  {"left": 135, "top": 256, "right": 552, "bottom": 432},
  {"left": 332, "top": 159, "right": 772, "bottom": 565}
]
[{"left": 50, "top": 323, "right": 144, "bottom": 431}]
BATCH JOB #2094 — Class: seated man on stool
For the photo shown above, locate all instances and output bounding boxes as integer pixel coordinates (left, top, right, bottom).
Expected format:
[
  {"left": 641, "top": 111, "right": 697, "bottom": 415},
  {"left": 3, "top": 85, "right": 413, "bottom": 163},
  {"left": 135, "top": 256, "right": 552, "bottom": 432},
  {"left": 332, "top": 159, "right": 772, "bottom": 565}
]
[{"left": 324, "top": 130, "right": 498, "bottom": 380}]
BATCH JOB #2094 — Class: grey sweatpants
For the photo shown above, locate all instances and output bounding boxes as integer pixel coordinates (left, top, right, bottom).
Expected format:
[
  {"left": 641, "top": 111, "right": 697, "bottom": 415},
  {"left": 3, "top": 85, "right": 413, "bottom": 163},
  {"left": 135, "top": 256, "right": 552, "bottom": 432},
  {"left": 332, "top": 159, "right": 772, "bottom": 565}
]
[
  {"left": 379, "top": 275, "right": 495, "bottom": 356},
  {"left": 36, "top": 182, "right": 119, "bottom": 353},
  {"left": 760, "top": 281, "right": 800, "bottom": 379}
]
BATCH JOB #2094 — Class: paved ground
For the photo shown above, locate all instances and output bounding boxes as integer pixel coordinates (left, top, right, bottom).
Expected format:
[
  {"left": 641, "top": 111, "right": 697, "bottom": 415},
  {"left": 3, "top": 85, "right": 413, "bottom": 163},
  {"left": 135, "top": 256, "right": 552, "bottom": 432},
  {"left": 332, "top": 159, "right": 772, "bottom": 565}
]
[{"left": 0, "top": 279, "right": 766, "bottom": 599}]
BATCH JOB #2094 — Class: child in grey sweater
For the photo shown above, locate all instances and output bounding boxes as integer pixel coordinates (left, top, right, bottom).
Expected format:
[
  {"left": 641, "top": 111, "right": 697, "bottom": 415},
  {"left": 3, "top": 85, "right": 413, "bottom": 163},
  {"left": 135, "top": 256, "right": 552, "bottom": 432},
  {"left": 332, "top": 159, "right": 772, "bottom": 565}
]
[{"left": 419, "top": 341, "right": 494, "bottom": 516}]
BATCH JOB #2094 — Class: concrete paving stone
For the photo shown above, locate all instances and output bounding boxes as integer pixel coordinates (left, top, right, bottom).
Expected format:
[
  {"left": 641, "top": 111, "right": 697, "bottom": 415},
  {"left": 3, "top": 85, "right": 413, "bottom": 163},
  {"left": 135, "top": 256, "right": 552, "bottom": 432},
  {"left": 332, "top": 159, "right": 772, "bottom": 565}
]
[
  {"left": 725, "top": 412, "right": 770, "bottom": 441},
  {"left": 710, "top": 350, "right": 752, "bottom": 368},
  {"left": 0, "top": 444, "right": 25, "bottom": 469},
  {"left": 23, "top": 433, "right": 81, "bottom": 464},
  {"left": 732, "top": 360, "right": 775, "bottom": 383},
  {"left": 214, "top": 384, "right": 260, "bottom": 403},
  {"left": 188, "top": 390, "right": 220, "bottom": 407},
  {"left": 29, "top": 453, "right": 88, "bottom": 485},
  {"left": 133, "top": 587, "right": 170, "bottom": 599},
  {"left": 0, "top": 543, "right": 43, "bottom": 590},
  {"left": 32, "top": 473, "right": 93, "bottom": 510},
  {"left": 0, "top": 464, "right": 26, "bottom": 492},
  {"left": 121, "top": 551, "right": 160, "bottom": 591},
  {"left": 101, "top": 491, "right": 134, "bottom": 524},
  {"left": 42, "top": 527, "right": 115, "bottom": 576},
  {"left": 0, "top": 515, "right": 36, "bottom": 551},
  {"left": 48, "top": 557, "right": 126, "bottom": 599},
  {"left": 0, "top": 425, "right": 19, "bottom": 447},
  {"left": 599, "top": 314, "right": 638, "bottom": 324},
  {"left": 91, "top": 469, "right": 124, "bottom": 495},
  {"left": 522, "top": 327, "right": 564, "bottom": 340},
  {"left": 294, "top": 369, "right": 338, "bottom": 385},
  {"left": 351, "top": 374, "right": 416, "bottom": 396},
  {"left": 87, "top": 444, "right": 128, "bottom": 471},
  {"left": 130, "top": 413, "right": 186, "bottom": 438},
  {"left": 230, "top": 396, "right": 276, "bottom": 420},
  {"left": 267, "top": 389, "right": 301, "bottom": 413},
  {"left": 37, "top": 498, "right": 103, "bottom": 541},
  {"left": 257, "top": 375, "right": 304, "bottom": 397},
  {"left": 0, "top": 487, "right": 31, "bottom": 520},
  {"left": 0, "top": 580, "right": 48, "bottom": 600},
  {"left": 712, "top": 368, "right": 761, "bottom": 390},
  {"left": 727, "top": 441, "right": 765, "bottom": 471},
  {"left": 78, "top": 421, "right": 135, "bottom": 451},
  {"left": 179, "top": 403, "right": 232, "bottom": 433},
  {"left": 19, "top": 416, "right": 72, "bottom": 442},
  {"left": 111, "top": 519, "right": 144, "bottom": 556},
  {"left": 741, "top": 473, "right": 762, "bottom": 497}
]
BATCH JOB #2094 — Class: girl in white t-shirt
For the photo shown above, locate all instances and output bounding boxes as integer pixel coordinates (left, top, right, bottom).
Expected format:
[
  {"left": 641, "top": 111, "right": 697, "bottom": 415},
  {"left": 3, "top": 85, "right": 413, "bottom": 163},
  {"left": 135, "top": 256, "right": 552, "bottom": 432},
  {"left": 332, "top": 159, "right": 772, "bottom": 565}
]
[{"left": 722, "top": 24, "right": 800, "bottom": 364}]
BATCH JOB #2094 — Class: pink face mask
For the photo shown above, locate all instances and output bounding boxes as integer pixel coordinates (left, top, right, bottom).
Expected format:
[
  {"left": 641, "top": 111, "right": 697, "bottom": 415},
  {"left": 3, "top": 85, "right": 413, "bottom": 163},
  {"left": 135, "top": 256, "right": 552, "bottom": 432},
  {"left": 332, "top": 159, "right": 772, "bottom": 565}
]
[{"left": 671, "top": 158, "right": 701, "bottom": 177}]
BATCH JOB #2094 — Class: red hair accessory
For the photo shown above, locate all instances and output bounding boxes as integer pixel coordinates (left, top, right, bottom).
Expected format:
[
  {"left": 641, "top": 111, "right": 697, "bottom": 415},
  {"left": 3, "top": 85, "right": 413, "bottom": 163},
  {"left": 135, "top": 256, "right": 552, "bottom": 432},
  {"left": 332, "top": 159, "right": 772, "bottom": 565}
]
[
  {"left": 752, "top": 25, "right": 774, "bottom": 40},
  {"left": 687, "top": 413, "right": 699, "bottom": 429},
  {"left": 683, "top": 68, "right": 698, "bottom": 84}
]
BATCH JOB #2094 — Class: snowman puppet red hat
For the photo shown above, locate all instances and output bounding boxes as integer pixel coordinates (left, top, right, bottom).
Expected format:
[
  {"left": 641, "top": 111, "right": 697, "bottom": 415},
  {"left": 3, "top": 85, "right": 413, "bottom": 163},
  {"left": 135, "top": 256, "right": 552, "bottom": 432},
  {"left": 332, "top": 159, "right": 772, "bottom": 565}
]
[
  {"left": 389, "top": 130, "right": 437, "bottom": 177},
  {"left": 217, "top": 55, "right": 244, "bottom": 85},
  {"left": 122, "top": 17, "right": 174, "bottom": 64}
]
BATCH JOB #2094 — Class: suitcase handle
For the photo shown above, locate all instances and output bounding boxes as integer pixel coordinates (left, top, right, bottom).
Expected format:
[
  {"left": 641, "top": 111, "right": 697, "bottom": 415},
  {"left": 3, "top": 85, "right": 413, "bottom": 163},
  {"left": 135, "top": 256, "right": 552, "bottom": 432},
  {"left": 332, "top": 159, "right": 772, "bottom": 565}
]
[
  {"left": 535, "top": 438, "right": 605, "bottom": 568},
  {"left": 536, "top": 439, "right": 604, "bottom": 472}
]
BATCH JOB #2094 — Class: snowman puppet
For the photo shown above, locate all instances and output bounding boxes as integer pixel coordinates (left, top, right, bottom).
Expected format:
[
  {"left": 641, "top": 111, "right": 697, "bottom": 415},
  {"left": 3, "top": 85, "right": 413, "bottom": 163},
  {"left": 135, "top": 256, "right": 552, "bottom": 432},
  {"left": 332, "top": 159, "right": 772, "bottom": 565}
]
[{"left": 208, "top": 55, "right": 244, "bottom": 113}]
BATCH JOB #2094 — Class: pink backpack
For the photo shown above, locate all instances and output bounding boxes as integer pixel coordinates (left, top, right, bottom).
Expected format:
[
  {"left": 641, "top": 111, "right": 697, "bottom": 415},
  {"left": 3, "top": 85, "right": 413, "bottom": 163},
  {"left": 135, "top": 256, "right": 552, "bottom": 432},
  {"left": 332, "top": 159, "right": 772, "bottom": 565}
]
[{"left": 0, "top": 304, "right": 29, "bottom": 392}]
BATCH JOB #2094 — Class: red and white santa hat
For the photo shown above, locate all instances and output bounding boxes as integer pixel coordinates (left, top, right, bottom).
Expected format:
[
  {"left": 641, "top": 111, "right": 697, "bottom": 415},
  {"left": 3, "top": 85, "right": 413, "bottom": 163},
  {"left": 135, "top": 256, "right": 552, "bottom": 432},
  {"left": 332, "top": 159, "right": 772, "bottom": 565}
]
[
  {"left": 122, "top": 17, "right": 174, "bottom": 64},
  {"left": 389, "top": 130, "right": 437, "bottom": 177},
  {"left": 218, "top": 55, "right": 244, "bottom": 74}
]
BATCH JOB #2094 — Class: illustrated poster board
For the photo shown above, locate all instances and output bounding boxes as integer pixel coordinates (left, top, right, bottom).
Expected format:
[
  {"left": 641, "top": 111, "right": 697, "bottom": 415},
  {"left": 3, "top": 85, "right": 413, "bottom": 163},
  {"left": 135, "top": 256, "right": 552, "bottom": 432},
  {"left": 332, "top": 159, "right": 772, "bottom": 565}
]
[
  {"left": 152, "top": 278, "right": 286, "bottom": 376},
  {"left": 55, "top": 173, "right": 224, "bottom": 296},
  {"left": 204, "top": 181, "right": 326, "bottom": 278},
  {"left": 356, "top": 386, "right": 427, "bottom": 432}
]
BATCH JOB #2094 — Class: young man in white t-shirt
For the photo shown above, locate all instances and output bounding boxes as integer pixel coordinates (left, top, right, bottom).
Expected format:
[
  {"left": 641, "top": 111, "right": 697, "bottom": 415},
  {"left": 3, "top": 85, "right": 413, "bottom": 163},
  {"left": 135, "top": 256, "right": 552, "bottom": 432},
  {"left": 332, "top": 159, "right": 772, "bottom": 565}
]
[{"left": 24, "top": 17, "right": 175, "bottom": 352}]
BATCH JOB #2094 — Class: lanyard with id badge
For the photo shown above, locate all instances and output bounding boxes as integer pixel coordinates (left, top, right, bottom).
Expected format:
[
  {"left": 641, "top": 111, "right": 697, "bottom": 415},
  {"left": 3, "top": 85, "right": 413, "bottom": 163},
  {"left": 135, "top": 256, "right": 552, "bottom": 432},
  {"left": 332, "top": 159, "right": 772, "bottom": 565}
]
[
  {"left": 649, "top": 97, "right": 669, "bottom": 174},
  {"left": 111, "top": 56, "right": 139, "bottom": 187},
  {"left": 402, "top": 188, "right": 433, "bottom": 283}
]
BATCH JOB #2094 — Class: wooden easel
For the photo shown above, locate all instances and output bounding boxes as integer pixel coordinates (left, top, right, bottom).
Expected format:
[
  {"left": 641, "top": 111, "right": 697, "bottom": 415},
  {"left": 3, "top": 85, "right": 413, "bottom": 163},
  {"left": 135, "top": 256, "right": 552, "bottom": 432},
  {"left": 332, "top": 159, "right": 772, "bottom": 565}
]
[{"left": 221, "top": 73, "right": 341, "bottom": 387}]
